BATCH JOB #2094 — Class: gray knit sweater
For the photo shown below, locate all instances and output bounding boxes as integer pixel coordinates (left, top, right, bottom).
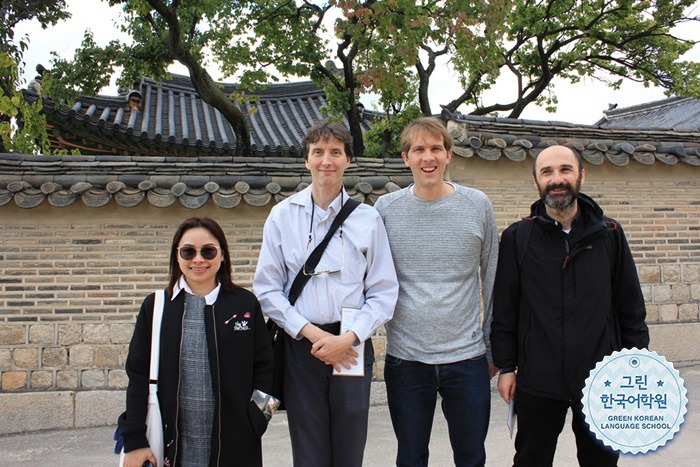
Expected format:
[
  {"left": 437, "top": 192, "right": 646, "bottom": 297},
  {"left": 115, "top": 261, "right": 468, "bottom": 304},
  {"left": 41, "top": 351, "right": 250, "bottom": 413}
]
[{"left": 374, "top": 183, "right": 498, "bottom": 364}]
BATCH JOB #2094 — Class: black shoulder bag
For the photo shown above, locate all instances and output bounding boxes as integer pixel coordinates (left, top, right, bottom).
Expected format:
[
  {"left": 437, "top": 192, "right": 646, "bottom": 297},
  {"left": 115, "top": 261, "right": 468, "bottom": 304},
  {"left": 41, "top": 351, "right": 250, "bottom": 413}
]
[{"left": 267, "top": 198, "right": 361, "bottom": 407}]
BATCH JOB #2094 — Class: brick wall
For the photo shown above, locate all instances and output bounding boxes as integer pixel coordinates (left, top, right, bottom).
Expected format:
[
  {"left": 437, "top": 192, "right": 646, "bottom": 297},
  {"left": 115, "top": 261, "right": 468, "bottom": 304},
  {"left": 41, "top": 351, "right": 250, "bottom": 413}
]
[
  {"left": 1, "top": 159, "right": 699, "bottom": 400},
  {"left": 0, "top": 203, "right": 267, "bottom": 393},
  {"left": 450, "top": 158, "right": 700, "bottom": 331}
]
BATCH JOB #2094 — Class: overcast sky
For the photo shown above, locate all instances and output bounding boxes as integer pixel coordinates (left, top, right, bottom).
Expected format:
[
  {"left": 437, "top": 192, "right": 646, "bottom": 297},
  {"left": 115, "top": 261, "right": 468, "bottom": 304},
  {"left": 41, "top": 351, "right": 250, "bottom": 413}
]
[{"left": 14, "top": 0, "right": 700, "bottom": 125}]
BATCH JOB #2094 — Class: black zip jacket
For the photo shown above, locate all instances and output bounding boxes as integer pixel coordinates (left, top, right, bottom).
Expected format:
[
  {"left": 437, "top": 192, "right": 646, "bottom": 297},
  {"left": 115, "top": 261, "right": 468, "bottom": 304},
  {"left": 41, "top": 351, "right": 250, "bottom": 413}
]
[
  {"left": 491, "top": 194, "right": 649, "bottom": 400},
  {"left": 118, "top": 287, "right": 273, "bottom": 466}
]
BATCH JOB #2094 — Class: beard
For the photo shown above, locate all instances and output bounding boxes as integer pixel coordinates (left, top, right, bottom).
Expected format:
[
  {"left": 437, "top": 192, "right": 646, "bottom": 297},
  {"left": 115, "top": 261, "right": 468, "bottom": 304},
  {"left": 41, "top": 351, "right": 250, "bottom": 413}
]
[{"left": 538, "top": 177, "right": 581, "bottom": 210}]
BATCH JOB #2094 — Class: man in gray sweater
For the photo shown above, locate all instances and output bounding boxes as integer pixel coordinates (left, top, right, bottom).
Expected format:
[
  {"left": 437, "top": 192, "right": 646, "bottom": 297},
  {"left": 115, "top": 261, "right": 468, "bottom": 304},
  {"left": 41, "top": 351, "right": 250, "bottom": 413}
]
[{"left": 374, "top": 117, "right": 498, "bottom": 467}]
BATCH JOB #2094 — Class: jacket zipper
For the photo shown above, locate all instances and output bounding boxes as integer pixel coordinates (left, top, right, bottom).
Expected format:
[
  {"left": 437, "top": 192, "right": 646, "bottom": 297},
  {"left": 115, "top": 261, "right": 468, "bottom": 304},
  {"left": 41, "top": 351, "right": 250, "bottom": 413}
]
[
  {"left": 172, "top": 306, "right": 185, "bottom": 466},
  {"left": 212, "top": 304, "right": 223, "bottom": 466}
]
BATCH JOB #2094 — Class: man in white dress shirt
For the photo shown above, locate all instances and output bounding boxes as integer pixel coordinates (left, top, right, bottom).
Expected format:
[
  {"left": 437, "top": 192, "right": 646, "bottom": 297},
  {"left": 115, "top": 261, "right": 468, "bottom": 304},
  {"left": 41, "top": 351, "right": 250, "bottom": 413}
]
[{"left": 254, "top": 120, "right": 398, "bottom": 467}]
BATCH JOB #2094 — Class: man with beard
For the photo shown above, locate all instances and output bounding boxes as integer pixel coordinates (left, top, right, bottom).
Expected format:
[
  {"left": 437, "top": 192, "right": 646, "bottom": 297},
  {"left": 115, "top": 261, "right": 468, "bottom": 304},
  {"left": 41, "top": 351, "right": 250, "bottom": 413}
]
[{"left": 490, "top": 144, "right": 649, "bottom": 466}]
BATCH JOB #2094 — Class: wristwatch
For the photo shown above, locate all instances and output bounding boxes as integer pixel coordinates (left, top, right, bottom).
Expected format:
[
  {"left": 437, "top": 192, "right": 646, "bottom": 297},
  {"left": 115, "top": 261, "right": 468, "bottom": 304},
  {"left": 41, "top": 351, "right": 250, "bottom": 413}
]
[{"left": 498, "top": 367, "right": 516, "bottom": 374}]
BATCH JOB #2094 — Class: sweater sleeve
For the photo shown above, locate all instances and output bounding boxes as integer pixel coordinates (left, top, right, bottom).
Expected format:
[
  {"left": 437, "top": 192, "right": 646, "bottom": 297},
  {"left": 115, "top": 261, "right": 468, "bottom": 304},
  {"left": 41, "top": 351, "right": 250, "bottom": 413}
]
[
  {"left": 610, "top": 221, "right": 650, "bottom": 349},
  {"left": 479, "top": 197, "right": 499, "bottom": 362},
  {"left": 490, "top": 223, "right": 521, "bottom": 370},
  {"left": 118, "top": 293, "right": 155, "bottom": 452}
]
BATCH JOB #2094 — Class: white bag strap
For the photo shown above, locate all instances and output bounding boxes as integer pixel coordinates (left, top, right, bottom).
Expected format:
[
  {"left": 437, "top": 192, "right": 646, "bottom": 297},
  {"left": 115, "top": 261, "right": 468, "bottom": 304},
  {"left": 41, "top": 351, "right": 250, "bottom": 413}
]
[{"left": 149, "top": 290, "right": 165, "bottom": 383}]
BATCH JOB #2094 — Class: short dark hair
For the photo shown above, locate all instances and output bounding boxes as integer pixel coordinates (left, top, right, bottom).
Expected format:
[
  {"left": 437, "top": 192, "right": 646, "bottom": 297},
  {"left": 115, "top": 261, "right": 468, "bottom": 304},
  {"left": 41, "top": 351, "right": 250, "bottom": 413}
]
[
  {"left": 400, "top": 117, "right": 453, "bottom": 154},
  {"left": 166, "top": 217, "right": 240, "bottom": 296},
  {"left": 302, "top": 120, "right": 353, "bottom": 160},
  {"left": 532, "top": 144, "right": 583, "bottom": 177}
]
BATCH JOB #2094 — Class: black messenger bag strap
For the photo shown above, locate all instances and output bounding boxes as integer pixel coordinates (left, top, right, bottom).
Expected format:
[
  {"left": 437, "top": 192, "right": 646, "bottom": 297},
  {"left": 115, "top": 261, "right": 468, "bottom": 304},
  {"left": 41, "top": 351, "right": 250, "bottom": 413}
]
[{"left": 287, "top": 198, "right": 361, "bottom": 306}]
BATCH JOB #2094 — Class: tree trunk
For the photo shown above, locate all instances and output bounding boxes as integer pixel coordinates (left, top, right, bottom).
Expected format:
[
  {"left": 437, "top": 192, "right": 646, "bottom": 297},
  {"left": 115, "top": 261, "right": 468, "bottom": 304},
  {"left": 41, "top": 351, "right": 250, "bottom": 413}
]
[
  {"left": 186, "top": 65, "right": 251, "bottom": 157},
  {"left": 346, "top": 96, "right": 365, "bottom": 158}
]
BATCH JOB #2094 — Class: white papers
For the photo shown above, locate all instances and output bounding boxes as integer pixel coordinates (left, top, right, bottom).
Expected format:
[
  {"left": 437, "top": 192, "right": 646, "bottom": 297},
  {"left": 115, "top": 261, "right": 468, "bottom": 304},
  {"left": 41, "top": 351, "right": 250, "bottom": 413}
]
[
  {"left": 333, "top": 307, "right": 365, "bottom": 377},
  {"left": 507, "top": 398, "right": 516, "bottom": 438}
]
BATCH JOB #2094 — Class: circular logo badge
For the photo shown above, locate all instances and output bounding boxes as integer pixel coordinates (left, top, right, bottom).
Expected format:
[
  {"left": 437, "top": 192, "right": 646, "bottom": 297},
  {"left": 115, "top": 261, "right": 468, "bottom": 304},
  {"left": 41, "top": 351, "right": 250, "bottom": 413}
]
[{"left": 582, "top": 348, "right": 687, "bottom": 454}]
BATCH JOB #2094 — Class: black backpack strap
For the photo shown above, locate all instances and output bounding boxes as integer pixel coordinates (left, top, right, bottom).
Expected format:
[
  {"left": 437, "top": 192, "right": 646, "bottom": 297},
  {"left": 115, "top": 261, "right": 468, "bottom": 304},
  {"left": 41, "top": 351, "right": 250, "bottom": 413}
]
[
  {"left": 287, "top": 198, "right": 361, "bottom": 305},
  {"left": 515, "top": 218, "right": 535, "bottom": 271}
]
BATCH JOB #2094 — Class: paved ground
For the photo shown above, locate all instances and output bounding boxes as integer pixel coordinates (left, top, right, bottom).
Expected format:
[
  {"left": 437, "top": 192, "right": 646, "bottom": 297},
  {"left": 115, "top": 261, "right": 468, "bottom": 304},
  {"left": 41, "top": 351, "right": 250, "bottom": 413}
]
[{"left": 0, "top": 364, "right": 697, "bottom": 466}]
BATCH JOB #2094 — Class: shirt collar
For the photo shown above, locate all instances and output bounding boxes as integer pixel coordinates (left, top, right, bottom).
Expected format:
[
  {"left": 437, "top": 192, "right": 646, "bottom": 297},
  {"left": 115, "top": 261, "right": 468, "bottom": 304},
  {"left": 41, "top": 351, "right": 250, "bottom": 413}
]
[
  {"left": 172, "top": 275, "right": 221, "bottom": 305},
  {"left": 291, "top": 184, "right": 346, "bottom": 216}
]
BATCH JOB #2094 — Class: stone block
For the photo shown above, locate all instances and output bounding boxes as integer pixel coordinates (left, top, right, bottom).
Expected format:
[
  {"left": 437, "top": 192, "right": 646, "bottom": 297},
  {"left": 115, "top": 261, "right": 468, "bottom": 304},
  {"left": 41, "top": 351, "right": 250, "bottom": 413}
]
[
  {"left": 692, "top": 283, "right": 700, "bottom": 301},
  {"left": 682, "top": 264, "right": 700, "bottom": 283},
  {"left": 56, "top": 370, "right": 78, "bottom": 389},
  {"left": 29, "top": 324, "right": 55, "bottom": 344},
  {"left": 42, "top": 347, "right": 68, "bottom": 367},
  {"left": 93, "top": 345, "right": 121, "bottom": 367},
  {"left": 30, "top": 370, "right": 53, "bottom": 389},
  {"left": 652, "top": 284, "right": 672, "bottom": 303},
  {"left": 120, "top": 345, "right": 130, "bottom": 364},
  {"left": 0, "top": 391, "right": 74, "bottom": 435},
  {"left": 662, "top": 264, "right": 682, "bottom": 283},
  {"left": 671, "top": 284, "right": 691, "bottom": 302},
  {"left": 75, "top": 390, "right": 125, "bottom": 428},
  {"left": 0, "top": 349, "right": 11, "bottom": 369},
  {"left": 1, "top": 371, "right": 27, "bottom": 390},
  {"left": 81, "top": 369, "right": 106, "bottom": 389},
  {"left": 69, "top": 345, "right": 94, "bottom": 367},
  {"left": 641, "top": 285, "right": 652, "bottom": 302},
  {"left": 83, "top": 324, "right": 109, "bottom": 344},
  {"left": 0, "top": 325, "right": 25, "bottom": 345},
  {"left": 372, "top": 337, "right": 386, "bottom": 359},
  {"left": 645, "top": 304, "right": 659, "bottom": 323},
  {"left": 679, "top": 303, "right": 699, "bottom": 321},
  {"left": 369, "top": 381, "right": 387, "bottom": 406},
  {"left": 12, "top": 347, "right": 38, "bottom": 367},
  {"left": 58, "top": 324, "right": 82, "bottom": 346},
  {"left": 372, "top": 360, "right": 384, "bottom": 381},
  {"left": 108, "top": 369, "right": 129, "bottom": 389},
  {"left": 649, "top": 323, "right": 700, "bottom": 362},
  {"left": 659, "top": 304, "right": 678, "bottom": 322},
  {"left": 637, "top": 265, "right": 660, "bottom": 284},
  {"left": 110, "top": 323, "right": 134, "bottom": 344}
]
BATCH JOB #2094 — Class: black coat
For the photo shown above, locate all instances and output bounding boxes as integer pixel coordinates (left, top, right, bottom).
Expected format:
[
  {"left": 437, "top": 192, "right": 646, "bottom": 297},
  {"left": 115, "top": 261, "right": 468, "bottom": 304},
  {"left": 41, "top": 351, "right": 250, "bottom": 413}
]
[
  {"left": 118, "top": 287, "right": 273, "bottom": 466},
  {"left": 490, "top": 194, "right": 649, "bottom": 400}
]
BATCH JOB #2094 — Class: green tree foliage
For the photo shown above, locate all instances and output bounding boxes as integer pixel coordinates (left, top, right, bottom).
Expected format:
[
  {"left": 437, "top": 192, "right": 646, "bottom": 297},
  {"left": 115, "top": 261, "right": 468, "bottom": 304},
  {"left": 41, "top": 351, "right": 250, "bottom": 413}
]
[
  {"left": 440, "top": 0, "right": 700, "bottom": 117},
  {"left": 0, "top": 53, "right": 51, "bottom": 154},
  {"left": 24, "top": 0, "right": 700, "bottom": 156},
  {"left": 0, "top": 0, "right": 69, "bottom": 153},
  {"left": 49, "top": 0, "right": 258, "bottom": 156}
]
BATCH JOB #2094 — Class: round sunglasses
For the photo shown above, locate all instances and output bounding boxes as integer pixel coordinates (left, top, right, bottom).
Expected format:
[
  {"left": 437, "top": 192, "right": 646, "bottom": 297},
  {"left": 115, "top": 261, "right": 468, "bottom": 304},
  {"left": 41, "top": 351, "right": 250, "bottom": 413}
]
[{"left": 177, "top": 245, "right": 220, "bottom": 260}]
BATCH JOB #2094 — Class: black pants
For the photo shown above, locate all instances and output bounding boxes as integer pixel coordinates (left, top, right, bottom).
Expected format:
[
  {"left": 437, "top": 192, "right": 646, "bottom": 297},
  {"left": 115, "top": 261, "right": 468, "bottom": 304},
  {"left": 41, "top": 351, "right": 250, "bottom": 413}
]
[
  {"left": 513, "top": 389, "right": 619, "bottom": 467},
  {"left": 283, "top": 331, "right": 374, "bottom": 467}
]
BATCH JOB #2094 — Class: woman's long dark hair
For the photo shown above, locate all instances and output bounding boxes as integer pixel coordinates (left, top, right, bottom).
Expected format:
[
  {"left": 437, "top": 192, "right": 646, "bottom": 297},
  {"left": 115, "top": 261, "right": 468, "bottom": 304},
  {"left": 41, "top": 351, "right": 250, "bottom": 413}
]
[{"left": 166, "top": 217, "right": 241, "bottom": 296}]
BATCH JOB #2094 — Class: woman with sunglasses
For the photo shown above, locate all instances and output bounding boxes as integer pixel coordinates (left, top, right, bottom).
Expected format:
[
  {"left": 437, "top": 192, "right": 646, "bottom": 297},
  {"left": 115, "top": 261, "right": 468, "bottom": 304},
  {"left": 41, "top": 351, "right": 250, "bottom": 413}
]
[{"left": 118, "top": 217, "right": 273, "bottom": 467}]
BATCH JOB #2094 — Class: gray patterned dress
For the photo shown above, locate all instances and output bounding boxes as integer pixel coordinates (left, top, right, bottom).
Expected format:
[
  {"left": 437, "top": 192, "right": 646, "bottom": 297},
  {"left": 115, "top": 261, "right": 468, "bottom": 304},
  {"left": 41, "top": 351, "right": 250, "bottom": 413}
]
[{"left": 178, "top": 293, "right": 215, "bottom": 466}]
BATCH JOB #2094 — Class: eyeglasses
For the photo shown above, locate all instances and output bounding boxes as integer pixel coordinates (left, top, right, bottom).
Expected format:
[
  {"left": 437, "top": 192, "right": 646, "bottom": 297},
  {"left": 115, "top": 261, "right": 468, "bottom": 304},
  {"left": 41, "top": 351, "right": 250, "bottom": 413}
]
[
  {"left": 178, "top": 245, "right": 220, "bottom": 260},
  {"left": 303, "top": 235, "right": 344, "bottom": 276}
]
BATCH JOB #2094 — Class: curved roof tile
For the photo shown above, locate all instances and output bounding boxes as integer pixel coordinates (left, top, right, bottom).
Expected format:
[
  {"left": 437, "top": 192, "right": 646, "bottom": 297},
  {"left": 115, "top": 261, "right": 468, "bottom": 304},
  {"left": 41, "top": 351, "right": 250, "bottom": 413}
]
[
  {"left": 0, "top": 154, "right": 411, "bottom": 209},
  {"left": 444, "top": 110, "right": 700, "bottom": 167},
  {"left": 24, "top": 75, "right": 374, "bottom": 157}
]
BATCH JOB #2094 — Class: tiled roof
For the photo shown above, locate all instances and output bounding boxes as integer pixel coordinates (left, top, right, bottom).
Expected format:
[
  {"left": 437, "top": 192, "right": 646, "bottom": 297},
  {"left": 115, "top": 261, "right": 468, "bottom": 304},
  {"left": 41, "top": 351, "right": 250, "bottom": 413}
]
[
  {"left": 0, "top": 154, "right": 411, "bottom": 209},
  {"left": 24, "top": 75, "right": 374, "bottom": 157},
  {"left": 444, "top": 110, "right": 700, "bottom": 167},
  {"left": 3, "top": 102, "right": 699, "bottom": 209},
  {"left": 595, "top": 97, "right": 700, "bottom": 132}
]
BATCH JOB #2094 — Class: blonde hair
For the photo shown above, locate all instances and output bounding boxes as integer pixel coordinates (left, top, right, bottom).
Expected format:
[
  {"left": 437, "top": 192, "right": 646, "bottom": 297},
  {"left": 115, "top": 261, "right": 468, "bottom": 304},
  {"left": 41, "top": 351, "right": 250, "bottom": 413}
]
[{"left": 400, "top": 117, "right": 453, "bottom": 154}]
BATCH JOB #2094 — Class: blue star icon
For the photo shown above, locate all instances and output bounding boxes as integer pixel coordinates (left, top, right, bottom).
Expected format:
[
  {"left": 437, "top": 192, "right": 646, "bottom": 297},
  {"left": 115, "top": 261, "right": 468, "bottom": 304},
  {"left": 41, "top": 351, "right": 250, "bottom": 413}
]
[
  {"left": 604, "top": 380, "right": 611, "bottom": 387},
  {"left": 657, "top": 380, "right": 664, "bottom": 387}
]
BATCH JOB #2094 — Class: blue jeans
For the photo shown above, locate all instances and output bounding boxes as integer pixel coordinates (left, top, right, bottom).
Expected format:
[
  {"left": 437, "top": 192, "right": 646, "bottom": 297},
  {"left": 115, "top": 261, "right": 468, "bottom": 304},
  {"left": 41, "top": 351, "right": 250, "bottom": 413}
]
[{"left": 385, "top": 354, "right": 490, "bottom": 467}]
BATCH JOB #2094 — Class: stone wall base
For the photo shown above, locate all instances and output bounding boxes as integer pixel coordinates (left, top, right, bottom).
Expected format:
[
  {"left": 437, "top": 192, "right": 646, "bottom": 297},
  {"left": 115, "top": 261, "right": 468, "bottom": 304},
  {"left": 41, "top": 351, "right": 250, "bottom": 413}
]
[
  {"left": 0, "top": 383, "right": 388, "bottom": 437},
  {"left": 0, "top": 389, "right": 124, "bottom": 436},
  {"left": 1, "top": 321, "right": 698, "bottom": 436}
]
